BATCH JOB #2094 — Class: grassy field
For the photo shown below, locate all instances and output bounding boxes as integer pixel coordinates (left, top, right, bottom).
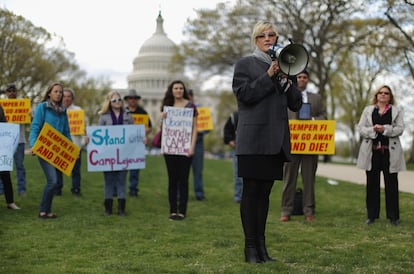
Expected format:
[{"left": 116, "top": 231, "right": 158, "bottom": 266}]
[{"left": 1, "top": 154, "right": 413, "bottom": 273}]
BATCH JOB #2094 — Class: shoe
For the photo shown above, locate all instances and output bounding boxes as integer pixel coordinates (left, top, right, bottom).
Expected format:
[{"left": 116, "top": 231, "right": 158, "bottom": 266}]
[
  {"left": 7, "top": 203, "right": 21, "bottom": 210},
  {"left": 71, "top": 189, "right": 81, "bottom": 196},
  {"left": 280, "top": 215, "right": 290, "bottom": 222},
  {"left": 18, "top": 191, "right": 26, "bottom": 197},
  {"left": 55, "top": 190, "right": 62, "bottom": 196},
  {"left": 196, "top": 196, "right": 205, "bottom": 201},
  {"left": 390, "top": 219, "right": 400, "bottom": 226},
  {"left": 46, "top": 213, "right": 58, "bottom": 219},
  {"left": 305, "top": 215, "right": 314, "bottom": 222},
  {"left": 176, "top": 213, "right": 185, "bottom": 221},
  {"left": 169, "top": 213, "right": 178, "bottom": 221},
  {"left": 129, "top": 191, "right": 138, "bottom": 197},
  {"left": 365, "top": 218, "right": 375, "bottom": 225},
  {"left": 38, "top": 212, "right": 47, "bottom": 219}
]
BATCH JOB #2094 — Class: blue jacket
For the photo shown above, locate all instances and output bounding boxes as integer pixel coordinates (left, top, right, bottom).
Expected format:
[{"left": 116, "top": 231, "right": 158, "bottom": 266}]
[{"left": 29, "top": 101, "right": 71, "bottom": 147}]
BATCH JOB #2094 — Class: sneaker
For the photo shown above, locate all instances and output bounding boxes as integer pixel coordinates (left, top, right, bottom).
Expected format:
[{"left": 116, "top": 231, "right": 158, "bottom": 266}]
[
  {"left": 169, "top": 213, "right": 178, "bottom": 221},
  {"left": 18, "top": 191, "right": 27, "bottom": 197},
  {"left": 71, "top": 189, "right": 81, "bottom": 196},
  {"left": 176, "top": 213, "right": 185, "bottom": 221}
]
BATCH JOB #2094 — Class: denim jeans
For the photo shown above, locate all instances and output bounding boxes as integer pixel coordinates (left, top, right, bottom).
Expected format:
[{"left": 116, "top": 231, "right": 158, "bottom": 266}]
[
  {"left": 191, "top": 135, "right": 205, "bottom": 198},
  {"left": 56, "top": 151, "right": 82, "bottom": 193},
  {"left": 128, "top": 169, "right": 140, "bottom": 193},
  {"left": 71, "top": 152, "right": 82, "bottom": 192},
  {"left": 38, "top": 157, "right": 59, "bottom": 213},
  {"left": 233, "top": 152, "right": 243, "bottom": 202},
  {"left": 0, "top": 143, "right": 26, "bottom": 194},
  {"left": 104, "top": 170, "right": 127, "bottom": 199}
]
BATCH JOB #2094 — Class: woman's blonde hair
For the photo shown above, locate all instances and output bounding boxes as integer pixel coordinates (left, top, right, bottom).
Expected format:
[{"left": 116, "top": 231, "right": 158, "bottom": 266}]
[
  {"left": 371, "top": 85, "right": 395, "bottom": 105},
  {"left": 98, "top": 90, "right": 124, "bottom": 115},
  {"left": 251, "top": 21, "right": 277, "bottom": 47}
]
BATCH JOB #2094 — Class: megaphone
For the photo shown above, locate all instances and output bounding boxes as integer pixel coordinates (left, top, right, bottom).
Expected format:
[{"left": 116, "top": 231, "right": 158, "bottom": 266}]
[{"left": 268, "top": 41, "right": 309, "bottom": 76}]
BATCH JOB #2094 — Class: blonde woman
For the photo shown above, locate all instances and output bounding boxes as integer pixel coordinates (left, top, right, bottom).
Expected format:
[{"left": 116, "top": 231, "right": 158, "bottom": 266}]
[
  {"left": 98, "top": 90, "right": 134, "bottom": 216},
  {"left": 357, "top": 85, "right": 406, "bottom": 226}
]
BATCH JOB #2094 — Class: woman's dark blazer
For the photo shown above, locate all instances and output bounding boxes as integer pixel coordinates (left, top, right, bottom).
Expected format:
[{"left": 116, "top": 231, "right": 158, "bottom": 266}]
[{"left": 232, "top": 55, "right": 302, "bottom": 160}]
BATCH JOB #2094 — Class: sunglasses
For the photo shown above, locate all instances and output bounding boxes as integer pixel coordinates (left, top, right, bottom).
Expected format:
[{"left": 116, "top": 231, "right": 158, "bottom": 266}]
[
  {"left": 110, "top": 98, "right": 123, "bottom": 103},
  {"left": 256, "top": 32, "right": 277, "bottom": 39},
  {"left": 378, "top": 91, "right": 390, "bottom": 95}
]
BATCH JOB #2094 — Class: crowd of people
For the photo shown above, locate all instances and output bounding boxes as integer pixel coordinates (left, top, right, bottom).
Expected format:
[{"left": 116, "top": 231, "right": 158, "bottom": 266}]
[{"left": 0, "top": 19, "right": 407, "bottom": 265}]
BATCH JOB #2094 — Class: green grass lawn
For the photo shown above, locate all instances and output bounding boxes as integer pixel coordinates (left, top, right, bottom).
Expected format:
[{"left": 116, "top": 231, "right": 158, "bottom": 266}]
[{"left": 1, "top": 154, "right": 413, "bottom": 273}]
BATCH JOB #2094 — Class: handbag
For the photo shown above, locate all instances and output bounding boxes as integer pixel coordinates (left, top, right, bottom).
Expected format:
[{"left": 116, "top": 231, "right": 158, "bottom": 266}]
[{"left": 152, "top": 130, "right": 162, "bottom": 148}]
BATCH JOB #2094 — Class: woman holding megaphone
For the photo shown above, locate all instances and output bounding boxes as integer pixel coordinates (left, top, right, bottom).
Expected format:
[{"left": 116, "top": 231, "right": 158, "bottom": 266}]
[{"left": 232, "top": 20, "right": 302, "bottom": 264}]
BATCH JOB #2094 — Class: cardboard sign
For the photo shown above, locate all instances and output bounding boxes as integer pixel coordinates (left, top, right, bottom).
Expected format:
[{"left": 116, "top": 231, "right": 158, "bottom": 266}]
[
  {"left": 67, "top": 109, "right": 86, "bottom": 135},
  {"left": 289, "top": 120, "right": 336, "bottom": 155},
  {"left": 196, "top": 107, "right": 213, "bottom": 131},
  {"left": 0, "top": 123, "right": 19, "bottom": 171},
  {"left": 132, "top": 114, "right": 149, "bottom": 131},
  {"left": 0, "top": 98, "right": 31, "bottom": 124},
  {"left": 161, "top": 106, "right": 194, "bottom": 156},
  {"left": 87, "top": 124, "right": 146, "bottom": 172},
  {"left": 32, "top": 123, "right": 80, "bottom": 176}
]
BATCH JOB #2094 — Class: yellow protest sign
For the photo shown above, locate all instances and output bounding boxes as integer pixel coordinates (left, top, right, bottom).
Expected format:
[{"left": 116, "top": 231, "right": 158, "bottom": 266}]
[
  {"left": 132, "top": 114, "right": 149, "bottom": 131},
  {"left": 32, "top": 123, "right": 80, "bottom": 176},
  {"left": 67, "top": 109, "right": 85, "bottom": 135},
  {"left": 289, "top": 120, "right": 336, "bottom": 155},
  {"left": 196, "top": 107, "right": 213, "bottom": 131},
  {"left": 0, "top": 98, "right": 31, "bottom": 124}
]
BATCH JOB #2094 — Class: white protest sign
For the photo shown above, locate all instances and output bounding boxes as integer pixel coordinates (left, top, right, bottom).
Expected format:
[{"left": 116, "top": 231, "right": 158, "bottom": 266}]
[
  {"left": 161, "top": 106, "right": 194, "bottom": 156},
  {"left": 0, "top": 123, "right": 19, "bottom": 171},
  {"left": 86, "top": 124, "right": 146, "bottom": 172}
]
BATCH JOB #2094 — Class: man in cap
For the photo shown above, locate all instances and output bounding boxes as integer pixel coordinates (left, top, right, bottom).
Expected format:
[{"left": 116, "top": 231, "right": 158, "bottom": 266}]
[
  {"left": 0, "top": 83, "right": 28, "bottom": 196},
  {"left": 124, "top": 89, "right": 152, "bottom": 197}
]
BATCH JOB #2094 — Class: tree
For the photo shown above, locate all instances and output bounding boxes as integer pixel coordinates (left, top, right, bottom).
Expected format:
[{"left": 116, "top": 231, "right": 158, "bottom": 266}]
[
  {"left": 0, "top": 9, "right": 80, "bottom": 101},
  {"left": 0, "top": 8, "right": 112, "bottom": 126},
  {"left": 177, "top": 0, "right": 414, "bottom": 159}
]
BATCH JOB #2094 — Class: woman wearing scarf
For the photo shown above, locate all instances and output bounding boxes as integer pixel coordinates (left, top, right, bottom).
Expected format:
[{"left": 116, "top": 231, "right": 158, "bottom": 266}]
[
  {"left": 98, "top": 90, "right": 134, "bottom": 216},
  {"left": 357, "top": 85, "right": 406, "bottom": 226},
  {"left": 30, "top": 82, "right": 71, "bottom": 219},
  {"left": 232, "top": 21, "right": 302, "bottom": 263}
]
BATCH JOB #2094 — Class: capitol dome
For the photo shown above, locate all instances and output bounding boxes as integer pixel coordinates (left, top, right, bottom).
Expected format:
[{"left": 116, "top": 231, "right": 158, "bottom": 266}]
[{"left": 127, "top": 12, "right": 182, "bottom": 100}]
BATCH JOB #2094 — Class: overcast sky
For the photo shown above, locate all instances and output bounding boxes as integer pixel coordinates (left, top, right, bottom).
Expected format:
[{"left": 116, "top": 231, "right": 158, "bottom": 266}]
[{"left": 1, "top": 0, "right": 232, "bottom": 88}]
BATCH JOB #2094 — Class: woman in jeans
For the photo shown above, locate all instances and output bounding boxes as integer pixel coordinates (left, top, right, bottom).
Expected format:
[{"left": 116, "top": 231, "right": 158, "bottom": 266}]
[{"left": 29, "top": 82, "right": 72, "bottom": 219}]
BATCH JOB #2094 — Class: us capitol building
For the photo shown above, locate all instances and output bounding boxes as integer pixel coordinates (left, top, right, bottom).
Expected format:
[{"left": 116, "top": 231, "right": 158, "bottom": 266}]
[{"left": 122, "top": 12, "right": 217, "bottom": 128}]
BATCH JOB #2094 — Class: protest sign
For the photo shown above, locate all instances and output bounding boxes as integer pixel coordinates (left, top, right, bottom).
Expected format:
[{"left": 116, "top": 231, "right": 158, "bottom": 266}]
[
  {"left": 132, "top": 114, "right": 149, "bottom": 131},
  {"left": 196, "top": 107, "right": 213, "bottom": 131},
  {"left": 0, "top": 98, "right": 31, "bottom": 124},
  {"left": 161, "top": 106, "right": 194, "bottom": 156},
  {"left": 87, "top": 124, "right": 146, "bottom": 172},
  {"left": 289, "top": 120, "right": 336, "bottom": 155},
  {"left": 0, "top": 123, "right": 19, "bottom": 171},
  {"left": 32, "top": 123, "right": 80, "bottom": 176},
  {"left": 67, "top": 109, "right": 86, "bottom": 135}
]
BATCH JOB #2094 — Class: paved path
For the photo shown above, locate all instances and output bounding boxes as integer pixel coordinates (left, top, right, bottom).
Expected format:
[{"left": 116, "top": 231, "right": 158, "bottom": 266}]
[{"left": 316, "top": 163, "right": 414, "bottom": 194}]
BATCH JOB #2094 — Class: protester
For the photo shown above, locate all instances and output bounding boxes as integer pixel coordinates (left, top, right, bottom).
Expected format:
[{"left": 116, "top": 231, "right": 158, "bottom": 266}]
[
  {"left": 29, "top": 82, "right": 71, "bottom": 219},
  {"left": 98, "top": 90, "right": 134, "bottom": 216},
  {"left": 356, "top": 85, "right": 405, "bottom": 226},
  {"left": 232, "top": 21, "right": 302, "bottom": 263},
  {"left": 223, "top": 111, "right": 243, "bottom": 203},
  {"left": 0, "top": 83, "right": 27, "bottom": 197},
  {"left": 0, "top": 104, "right": 21, "bottom": 210},
  {"left": 55, "top": 88, "right": 87, "bottom": 196},
  {"left": 160, "top": 80, "right": 198, "bottom": 221},
  {"left": 187, "top": 89, "right": 207, "bottom": 201},
  {"left": 280, "top": 70, "right": 327, "bottom": 222},
  {"left": 124, "top": 89, "right": 152, "bottom": 197}
]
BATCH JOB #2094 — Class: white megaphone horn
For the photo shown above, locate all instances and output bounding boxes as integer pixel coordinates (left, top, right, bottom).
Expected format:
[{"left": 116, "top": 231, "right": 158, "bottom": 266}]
[{"left": 267, "top": 40, "right": 309, "bottom": 76}]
